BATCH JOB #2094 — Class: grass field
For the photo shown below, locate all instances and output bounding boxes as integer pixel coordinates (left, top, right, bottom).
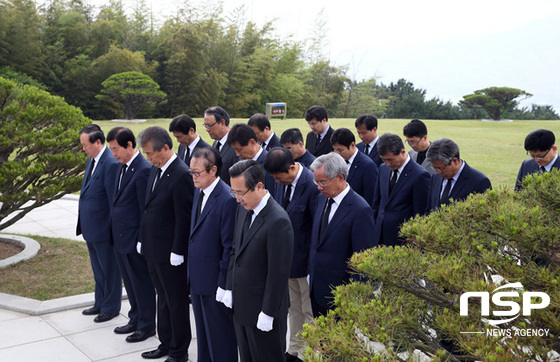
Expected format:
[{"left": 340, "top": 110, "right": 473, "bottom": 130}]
[{"left": 96, "top": 118, "right": 560, "bottom": 189}]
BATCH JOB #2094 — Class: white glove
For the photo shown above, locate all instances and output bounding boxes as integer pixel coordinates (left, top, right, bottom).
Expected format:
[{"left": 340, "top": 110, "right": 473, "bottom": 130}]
[
  {"left": 170, "top": 252, "right": 184, "bottom": 266},
  {"left": 307, "top": 274, "right": 310, "bottom": 285},
  {"left": 222, "top": 290, "right": 233, "bottom": 308},
  {"left": 216, "top": 287, "right": 226, "bottom": 303},
  {"left": 136, "top": 242, "right": 142, "bottom": 254},
  {"left": 256, "top": 311, "right": 274, "bottom": 332}
]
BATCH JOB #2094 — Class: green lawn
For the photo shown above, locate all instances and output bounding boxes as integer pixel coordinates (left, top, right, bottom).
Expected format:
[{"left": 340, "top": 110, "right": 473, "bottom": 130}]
[{"left": 97, "top": 118, "right": 560, "bottom": 189}]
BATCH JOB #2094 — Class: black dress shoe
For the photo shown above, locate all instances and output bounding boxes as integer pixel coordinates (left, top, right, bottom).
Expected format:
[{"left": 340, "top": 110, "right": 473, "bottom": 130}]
[
  {"left": 142, "top": 348, "right": 169, "bottom": 359},
  {"left": 164, "top": 357, "right": 187, "bottom": 362},
  {"left": 93, "top": 311, "right": 119, "bottom": 323},
  {"left": 82, "top": 307, "right": 100, "bottom": 316},
  {"left": 126, "top": 329, "right": 156, "bottom": 343},
  {"left": 114, "top": 322, "right": 137, "bottom": 334}
]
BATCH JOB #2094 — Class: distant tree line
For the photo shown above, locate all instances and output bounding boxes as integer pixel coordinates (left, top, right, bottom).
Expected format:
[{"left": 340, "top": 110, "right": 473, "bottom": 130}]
[{"left": 1, "top": 0, "right": 558, "bottom": 120}]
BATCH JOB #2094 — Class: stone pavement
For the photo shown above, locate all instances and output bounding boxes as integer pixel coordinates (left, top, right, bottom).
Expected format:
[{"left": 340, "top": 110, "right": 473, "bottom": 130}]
[{"left": 0, "top": 196, "right": 199, "bottom": 361}]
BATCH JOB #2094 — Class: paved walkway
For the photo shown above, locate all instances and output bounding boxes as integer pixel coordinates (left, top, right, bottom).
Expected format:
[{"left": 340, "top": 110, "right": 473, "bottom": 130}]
[{"left": 0, "top": 196, "right": 199, "bottom": 361}]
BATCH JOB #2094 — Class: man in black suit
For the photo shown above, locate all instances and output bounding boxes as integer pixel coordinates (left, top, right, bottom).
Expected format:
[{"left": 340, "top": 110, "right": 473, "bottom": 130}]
[
  {"left": 304, "top": 105, "right": 335, "bottom": 157},
  {"left": 227, "top": 123, "right": 276, "bottom": 196},
  {"left": 138, "top": 127, "right": 193, "bottom": 362},
  {"left": 221, "top": 160, "right": 294, "bottom": 362},
  {"left": 372, "top": 133, "right": 430, "bottom": 247},
  {"left": 280, "top": 128, "right": 316, "bottom": 169},
  {"left": 204, "top": 106, "right": 239, "bottom": 185},
  {"left": 403, "top": 119, "right": 435, "bottom": 175},
  {"left": 331, "top": 128, "right": 378, "bottom": 206},
  {"left": 264, "top": 148, "right": 319, "bottom": 362},
  {"left": 189, "top": 147, "right": 238, "bottom": 362},
  {"left": 308, "top": 153, "right": 376, "bottom": 317},
  {"left": 515, "top": 129, "right": 560, "bottom": 191},
  {"left": 426, "top": 138, "right": 492, "bottom": 211},
  {"left": 169, "top": 114, "right": 210, "bottom": 165},
  {"left": 77, "top": 124, "right": 121, "bottom": 323},
  {"left": 248, "top": 113, "right": 281, "bottom": 151},
  {"left": 107, "top": 127, "right": 156, "bottom": 342},
  {"left": 355, "top": 114, "right": 382, "bottom": 167}
]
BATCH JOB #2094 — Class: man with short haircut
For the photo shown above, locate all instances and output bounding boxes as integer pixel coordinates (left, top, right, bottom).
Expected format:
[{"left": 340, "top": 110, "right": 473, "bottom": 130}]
[
  {"left": 204, "top": 106, "right": 239, "bottom": 185},
  {"left": 248, "top": 113, "right": 281, "bottom": 151},
  {"left": 309, "top": 153, "right": 375, "bottom": 317},
  {"left": 280, "top": 128, "right": 316, "bottom": 169},
  {"left": 264, "top": 148, "right": 319, "bottom": 362},
  {"left": 305, "top": 105, "right": 335, "bottom": 157},
  {"left": 227, "top": 123, "right": 276, "bottom": 196},
  {"left": 355, "top": 115, "right": 382, "bottom": 166},
  {"left": 77, "top": 124, "right": 122, "bottom": 323},
  {"left": 426, "top": 138, "right": 492, "bottom": 211},
  {"left": 515, "top": 129, "right": 560, "bottom": 191},
  {"left": 331, "top": 128, "right": 378, "bottom": 206},
  {"left": 222, "top": 160, "right": 294, "bottom": 362},
  {"left": 188, "top": 147, "right": 238, "bottom": 362},
  {"left": 107, "top": 127, "right": 156, "bottom": 342},
  {"left": 403, "top": 119, "right": 435, "bottom": 175},
  {"left": 372, "top": 133, "right": 430, "bottom": 247},
  {"left": 169, "top": 114, "right": 210, "bottom": 165},
  {"left": 138, "top": 127, "right": 193, "bottom": 362}
]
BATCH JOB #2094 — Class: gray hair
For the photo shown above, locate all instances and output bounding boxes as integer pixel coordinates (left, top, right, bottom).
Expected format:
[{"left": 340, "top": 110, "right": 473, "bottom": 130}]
[
  {"left": 138, "top": 126, "right": 173, "bottom": 151},
  {"left": 426, "top": 138, "right": 461, "bottom": 165},
  {"left": 310, "top": 152, "right": 348, "bottom": 180}
]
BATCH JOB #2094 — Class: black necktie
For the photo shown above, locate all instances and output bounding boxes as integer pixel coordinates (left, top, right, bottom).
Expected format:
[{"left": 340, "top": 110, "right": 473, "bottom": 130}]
[
  {"left": 389, "top": 170, "right": 398, "bottom": 194},
  {"left": 262, "top": 142, "right": 267, "bottom": 150},
  {"left": 118, "top": 164, "right": 127, "bottom": 191},
  {"left": 283, "top": 184, "right": 292, "bottom": 209},
  {"left": 85, "top": 158, "right": 95, "bottom": 184},
  {"left": 242, "top": 210, "right": 254, "bottom": 241},
  {"left": 152, "top": 168, "right": 162, "bottom": 192},
  {"left": 364, "top": 144, "right": 370, "bottom": 155},
  {"left": 315, "top": 134, "right": 321, "bottom": 152},
  {"left": 184, "top": 147, "right": 190, "bottom": 162},
  {"left": 440, "top": 179, "right": 453, "bottom": 205},
  {"left": 195, "top": 190, "right": 204, "bottom": 223},
  {"left": 215, "top": 141, "right": 221, "bottom": 152},
  {"left": 539, "top": 166, "right": 546, "bottom": 175},
  {"left": 319, "top": 198, "right": 334, "bottom": 240}
]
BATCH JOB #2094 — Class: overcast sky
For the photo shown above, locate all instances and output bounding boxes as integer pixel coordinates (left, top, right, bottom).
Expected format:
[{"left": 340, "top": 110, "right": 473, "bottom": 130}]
[{"left": 85, "top": 0, "right": 560, "bottom": 113}]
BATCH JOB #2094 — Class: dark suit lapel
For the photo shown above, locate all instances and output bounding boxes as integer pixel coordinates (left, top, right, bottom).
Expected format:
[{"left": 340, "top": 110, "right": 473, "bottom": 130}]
[
  {"left": 81, "top": 158, "right": 93, "bottom": 193},
  {"left": 347, "top": 152, "right": 362, "bottom": 184},
  {"left": 387, "top": 162, "right": 414, "bottom": 203},
  {"left": 192, "top": 187, "right": 218, "bottom": 232},
  {"left": 238, "top": 198, "right": 271, "bottom": 254},
  {"left": 449, "top": 163, "right": 469, "bottom": 199},
  {"left": 319, "top": 192, "right": 351, "bottom": 247}
]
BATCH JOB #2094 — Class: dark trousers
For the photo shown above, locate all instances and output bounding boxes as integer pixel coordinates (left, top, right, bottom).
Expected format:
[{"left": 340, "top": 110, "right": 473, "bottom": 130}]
[
  {"left": 115, "top": 251, "right": 156, "bottom": 331},
  {"left": 191, "top": 294, "right": 238, "bottom": 362},
  {"left": 310, "top": 289, "right": 329, "bottom": 318},
  {"left": 86, "top": 240, "right": 122, "bottom": 313},
  {"left": 148, "top": 262, "right": 191, "bottom": 359},
  {"left": 233, "top": 313, "right": 286, "bottom": 362}
]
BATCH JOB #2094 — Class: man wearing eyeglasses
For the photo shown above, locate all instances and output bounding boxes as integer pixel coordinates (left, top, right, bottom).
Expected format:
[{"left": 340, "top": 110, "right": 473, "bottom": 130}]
[
  {"left": 188, "top": 147, "right": 238, "bottom": 362},
  {"left": 222, "top": 160, "right": 293, "bottom": 362},
  {"left": 308, "top": 152, "right": 375, "bottom": 317},
  {"left": 403, "top": 119, "right": 435, "bottom": 175},
  {"left": 515, "top": 129, "right": 560, "bottom": 191},
  {"left": 204, "top": 106, "right": 239, "bottom": 185},
  {"left": 372, "top": 133, "right": 430, "bottom": 247},
  {"left": 425, "top": 138, "right": 492, "bottom": 211}
]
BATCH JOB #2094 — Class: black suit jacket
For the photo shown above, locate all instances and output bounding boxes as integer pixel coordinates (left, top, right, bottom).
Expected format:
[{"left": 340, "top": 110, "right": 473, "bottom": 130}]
[
  {"left": 178, "top": 138, "right": 211, "bottom": 165},
  {"left": 226, "top": 197, "right": 294, "bottom": 326},
  {"left": 357, "top": 141, "right": 382, "bottom": 167},
  {"left": 427, "top": 161, "right": 492, "bottom": 211},
  {"left": 306, "top": 126, "right": 335, "bottom": 157},
  {"left": 347, "top": 150, "right": 378, "bottom": 206},
  {"left": 515, "top": 156, "right": 560, "bottom": 191},
  {"left": 263, "top": 133, "right": 281, "bottom": 151},
  {"left": 141, "top": 157, "right": 194, "bottom": 263},
  {"left": 110, "top": 153, "right": 151, "bottom": 254},
  {"left": 213, "top": 140, "right": 239, "bottom": 185}
]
